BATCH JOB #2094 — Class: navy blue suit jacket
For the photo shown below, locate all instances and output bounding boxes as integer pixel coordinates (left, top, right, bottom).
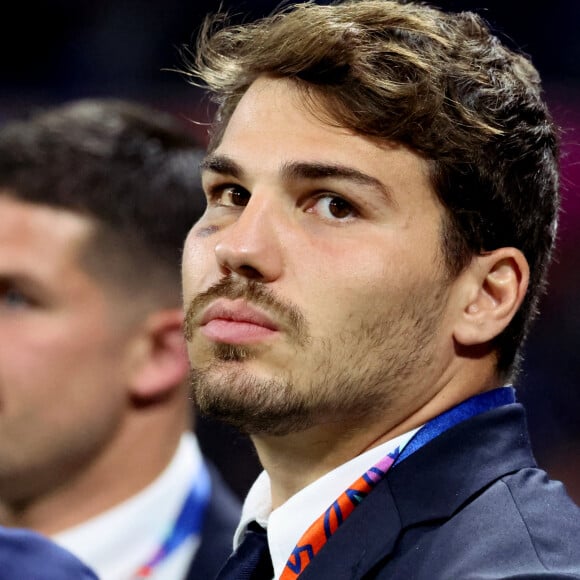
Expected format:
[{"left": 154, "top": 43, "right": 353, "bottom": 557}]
[
  {"left": 185, "top": 463, "right": 240, "bottom": 580},
  {"left": 297, "top": 404, "right": 580, "bottom": 579},
  {"left": 0, "top": 526, "right": 97, "bottom": 579}
]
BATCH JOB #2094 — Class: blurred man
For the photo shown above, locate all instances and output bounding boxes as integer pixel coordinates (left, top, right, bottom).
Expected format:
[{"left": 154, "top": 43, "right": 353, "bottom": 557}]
[
  {"left": 0, "top": 525, "right": 98, "bottom": 579},
  {"left": 181, "top": 1, "right": 580, "bottom": 578},
  {"left": 0, "top": 98, "right": 240, "bottom": 579}
]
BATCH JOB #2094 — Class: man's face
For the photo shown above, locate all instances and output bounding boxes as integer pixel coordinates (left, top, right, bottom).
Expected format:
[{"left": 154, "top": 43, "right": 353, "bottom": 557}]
[
  {"left": 0, "top": 195, "right": 134, "bottom": 501},
  {"left": 182, "top": 78, "right": 455, "bottom": 436}
]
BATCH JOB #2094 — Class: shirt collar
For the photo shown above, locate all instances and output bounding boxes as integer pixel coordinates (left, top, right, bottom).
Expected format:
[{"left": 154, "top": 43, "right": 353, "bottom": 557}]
[
  {"left": 53, "top": 432, "right": 203, "bottom": 580},
  {"left": 236, "top": 427, "right": 421, "bottom": 580},
  {"left": 235, "top": 386, "right": 516, "bottom": 579}
]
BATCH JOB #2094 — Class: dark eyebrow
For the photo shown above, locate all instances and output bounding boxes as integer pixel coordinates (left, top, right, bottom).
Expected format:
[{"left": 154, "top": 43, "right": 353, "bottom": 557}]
[
  {"left": 0, "top": 273, "right": 43, "bottom": 296},
  {"left": 281, "top": 161, "right": 394, "bottom": 204},
  {"left": 200, "top": 154, "right": 243, "bottom": 179},
  {"left": 201, "top": 155, "right": 394, "bottom": 204}
]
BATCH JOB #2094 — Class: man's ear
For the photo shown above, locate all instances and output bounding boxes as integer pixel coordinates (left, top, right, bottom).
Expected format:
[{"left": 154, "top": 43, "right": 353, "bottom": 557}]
[
  {"left": 453, "top": 247, "right": 529, "bottom": 347},
  {"left": 127, "top": 308, "right": 190, "bottom": 402}
]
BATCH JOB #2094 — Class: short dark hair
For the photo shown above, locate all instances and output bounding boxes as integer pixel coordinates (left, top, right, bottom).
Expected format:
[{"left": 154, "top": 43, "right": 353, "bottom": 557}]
[
  {"left": 0, "top": 98, "right": 206, "bottom": 307},
  {"left": 185, "top": 0, "right": 560, "bottom": 378}
]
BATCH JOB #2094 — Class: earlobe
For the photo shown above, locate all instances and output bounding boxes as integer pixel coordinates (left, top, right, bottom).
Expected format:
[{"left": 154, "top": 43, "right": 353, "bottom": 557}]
[
  {"left": 128, "top": 309, "right": 190, "bottom": 402},
  {"left": 453, "top": 248, "right": 529, "bottom": 347}
]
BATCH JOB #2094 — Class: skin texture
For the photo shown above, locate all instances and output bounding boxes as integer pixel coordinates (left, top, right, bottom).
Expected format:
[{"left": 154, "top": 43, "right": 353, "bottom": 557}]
[
  {"left": 182, "top": 77, "right": 529, "bottom": 505},
  {"left": 186, "top": 78, "right": 450, "bottom": 427},
  {"left": 0, "top": 194, "right": 189, "bottom": 533}
]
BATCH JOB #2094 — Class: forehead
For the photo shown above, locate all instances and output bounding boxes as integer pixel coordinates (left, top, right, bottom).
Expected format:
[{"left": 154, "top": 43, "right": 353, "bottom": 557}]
[
  {"left": 212, "top": 77, "right": 434, "bottom": 200},
  {"left": 216, "top": 77, "right": 370, "bottom": 159},
  {"left": 0, "top": 194, "right": 94, "bottom": 278}
]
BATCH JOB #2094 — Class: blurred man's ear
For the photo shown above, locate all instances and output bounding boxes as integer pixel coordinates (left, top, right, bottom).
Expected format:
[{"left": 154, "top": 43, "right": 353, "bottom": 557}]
[
  {"left": 452, "top": 247, "right": 529, "bottom": 347},
  {"left": 127, "top": 309, "right": 190, "bottom": 402}
]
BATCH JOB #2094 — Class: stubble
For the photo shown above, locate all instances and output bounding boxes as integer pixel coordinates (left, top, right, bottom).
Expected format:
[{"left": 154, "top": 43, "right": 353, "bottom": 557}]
[{"left": 186, "top": 276, "right": 448, "bottom": 436}]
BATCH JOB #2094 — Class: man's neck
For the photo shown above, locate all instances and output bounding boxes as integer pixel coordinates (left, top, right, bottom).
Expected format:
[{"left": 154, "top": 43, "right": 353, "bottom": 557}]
[
  {"left": 0, "top": 417, "right": 185, "bottom": 536},
  {"left": 254, "top": 364, "right": 500, "bottom": 509}
]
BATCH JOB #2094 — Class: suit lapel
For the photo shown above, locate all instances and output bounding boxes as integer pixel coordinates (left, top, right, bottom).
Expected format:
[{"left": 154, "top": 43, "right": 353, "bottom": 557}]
[
  {"left": 296, "top": 404, "right": 536, "bottom": 579},
  {"left": 184, "top": 464, "right": 241, "bottom": 580},
  {"left": 297, "top": 476, "right": 402, "bottom": 580},
  {"left": 389, "top": 404, "right": 535, "bottom": 528}
]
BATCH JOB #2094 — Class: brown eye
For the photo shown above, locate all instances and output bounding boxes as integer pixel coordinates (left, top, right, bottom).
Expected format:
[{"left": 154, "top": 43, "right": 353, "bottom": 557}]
[
  {"left": 228, "top": 187, "right": 250, "bottom": 207},
  {"left": 311, "top": 195, "right": 356, "bottom": 221},
  {"left": 327, "top": 197, "right": 353, "bottom": 219}
]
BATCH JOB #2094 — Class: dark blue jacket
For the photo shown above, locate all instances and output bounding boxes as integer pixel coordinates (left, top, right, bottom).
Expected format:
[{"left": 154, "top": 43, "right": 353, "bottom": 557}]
[
  {"left": 298, "top": 404, "right": 580, "bottom": 579},
  {"left": 0, "top": 526, "right": 98, "bottom": 579},
  {"left": 185, "top": 464, "right": 240, "bottom": 579}
]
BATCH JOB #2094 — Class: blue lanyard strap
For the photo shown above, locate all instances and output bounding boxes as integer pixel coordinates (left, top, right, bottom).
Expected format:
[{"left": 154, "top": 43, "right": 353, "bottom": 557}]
[
  {"left": 397, "top": 386, "right": 516, "bottom": 463},
  {"left": 281, "top": 386, "right": 515, "bottom": 579},
  {"left": 133, "top": 460, "right": 212, "bottom": 577}
]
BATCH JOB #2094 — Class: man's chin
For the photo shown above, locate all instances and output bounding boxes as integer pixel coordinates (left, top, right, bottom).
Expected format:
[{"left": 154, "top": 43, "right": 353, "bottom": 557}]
[
  {"left": 212, "top": 342, "right": 253, "bottom": 362},
  {"left": 188, "top": 368, "right": 316, "bottom": 436}
]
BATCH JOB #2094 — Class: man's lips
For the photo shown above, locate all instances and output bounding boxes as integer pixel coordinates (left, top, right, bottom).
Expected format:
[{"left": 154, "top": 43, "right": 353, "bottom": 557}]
[{"left": 199, "top": 299, "right": 279, "bottom": 344}]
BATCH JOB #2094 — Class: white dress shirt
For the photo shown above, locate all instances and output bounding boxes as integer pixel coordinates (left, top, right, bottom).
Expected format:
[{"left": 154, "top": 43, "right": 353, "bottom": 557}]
[
  {"left": 54, "top": 432, "right": 203, "bottom": 580},
  {"left": 235, "top": 427, "right": 421, "bottom": 580}
]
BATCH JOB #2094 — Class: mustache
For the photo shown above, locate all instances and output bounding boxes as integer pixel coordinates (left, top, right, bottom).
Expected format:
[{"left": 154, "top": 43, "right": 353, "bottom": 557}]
[{"left": 184, "top": 276, "right": 308, "bottom": 344}]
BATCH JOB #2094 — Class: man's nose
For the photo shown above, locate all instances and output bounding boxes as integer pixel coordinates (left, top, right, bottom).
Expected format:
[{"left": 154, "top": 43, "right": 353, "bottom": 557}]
[{"left": 214, "top": 196, "right": 283, "bottom": 282}]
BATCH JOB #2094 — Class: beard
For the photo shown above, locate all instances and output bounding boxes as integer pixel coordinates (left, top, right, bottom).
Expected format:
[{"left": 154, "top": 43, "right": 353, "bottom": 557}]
[{"left": 186, "top": 276, "right": 447, "bottom": 436}]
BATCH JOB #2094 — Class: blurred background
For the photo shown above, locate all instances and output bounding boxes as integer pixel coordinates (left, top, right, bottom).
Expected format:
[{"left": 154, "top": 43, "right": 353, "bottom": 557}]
[{"left": 1, "top": 0, "right": 578, "bottom": 502}]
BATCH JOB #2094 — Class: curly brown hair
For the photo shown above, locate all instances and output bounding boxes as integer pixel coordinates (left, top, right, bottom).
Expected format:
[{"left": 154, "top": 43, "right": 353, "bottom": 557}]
[{"left": 184, "top": 0, "right": 560, "bottom": 379}]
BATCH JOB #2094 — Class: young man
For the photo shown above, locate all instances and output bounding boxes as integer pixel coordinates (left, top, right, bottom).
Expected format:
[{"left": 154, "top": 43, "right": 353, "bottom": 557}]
[
  {"left": 181, "top": 1, "right": 580, "bottom": 579},
  {"left": 0, "top": 99, "right": 240, "bottom": 579}
]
